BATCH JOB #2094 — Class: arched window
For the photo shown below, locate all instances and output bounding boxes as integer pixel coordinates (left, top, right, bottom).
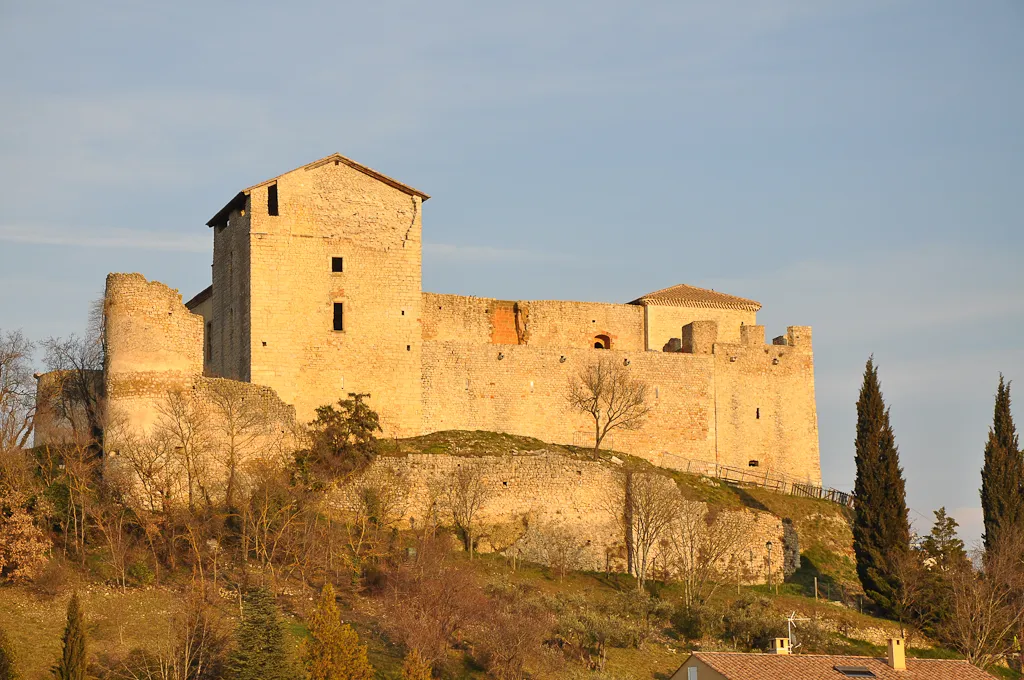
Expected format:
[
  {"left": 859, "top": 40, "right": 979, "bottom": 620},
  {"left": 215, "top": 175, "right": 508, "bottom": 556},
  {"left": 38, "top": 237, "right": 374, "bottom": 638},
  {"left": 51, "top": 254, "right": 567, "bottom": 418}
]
[{"left": 593, "top": 334, "right": 611, "bottom": 349}]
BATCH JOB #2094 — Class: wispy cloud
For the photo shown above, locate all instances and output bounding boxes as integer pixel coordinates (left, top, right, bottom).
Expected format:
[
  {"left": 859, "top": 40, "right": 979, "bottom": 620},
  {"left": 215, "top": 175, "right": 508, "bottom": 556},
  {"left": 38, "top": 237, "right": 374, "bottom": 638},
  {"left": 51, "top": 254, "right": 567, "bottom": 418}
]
[
  {"left": 424, "top": 242, "right": 576, "bottom": 263},
  {"left": 0, "top": 225, "right": 209, "bottom": 252}
]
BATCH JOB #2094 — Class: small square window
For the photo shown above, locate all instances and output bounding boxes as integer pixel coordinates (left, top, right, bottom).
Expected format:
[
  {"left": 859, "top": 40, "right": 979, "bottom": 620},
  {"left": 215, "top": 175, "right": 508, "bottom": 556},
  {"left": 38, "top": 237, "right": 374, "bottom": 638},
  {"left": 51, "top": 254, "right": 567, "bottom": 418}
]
[
  {"left": 333, "top": 303, "right": 344, "bottom": 331},
  {"left": 331, "top": 257, "right": 343, "bottom": 273}
]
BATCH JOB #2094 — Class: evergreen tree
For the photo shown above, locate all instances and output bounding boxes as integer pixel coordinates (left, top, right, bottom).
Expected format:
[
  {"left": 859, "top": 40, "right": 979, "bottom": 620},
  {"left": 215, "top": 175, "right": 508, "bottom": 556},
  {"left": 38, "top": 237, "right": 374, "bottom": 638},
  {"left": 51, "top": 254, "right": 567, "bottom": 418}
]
[
  {"left": 981, "top": 374, "right": 1023, "bottom": 553},
  {"left": 920, "top": 507, "right": 967, "bottom": 571},
  {"left": 0, "top": 624, "right": 17, "bottom": 680},
  {"left": 303, "top": 584, "right": 374, "bottom": 680},
  {"left": 227, "top": 589, "right": 292, "bottom": 680},
  {"left": 852, "top": 357, "right": 911, "bottom": 617},
  {"left": 52, "top": 593, "right": 86, "bottom": 680},
  {"left": 400, "top": 649, "right": 432, "bottom": 680}
]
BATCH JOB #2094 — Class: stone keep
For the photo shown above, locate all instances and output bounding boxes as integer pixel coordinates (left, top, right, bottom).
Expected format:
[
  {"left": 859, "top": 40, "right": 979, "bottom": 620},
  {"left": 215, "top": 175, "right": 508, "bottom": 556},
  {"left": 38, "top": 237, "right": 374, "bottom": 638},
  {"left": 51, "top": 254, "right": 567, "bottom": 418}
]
[{"left": 66, "top": 153, "right": 821, "bottom": 486}]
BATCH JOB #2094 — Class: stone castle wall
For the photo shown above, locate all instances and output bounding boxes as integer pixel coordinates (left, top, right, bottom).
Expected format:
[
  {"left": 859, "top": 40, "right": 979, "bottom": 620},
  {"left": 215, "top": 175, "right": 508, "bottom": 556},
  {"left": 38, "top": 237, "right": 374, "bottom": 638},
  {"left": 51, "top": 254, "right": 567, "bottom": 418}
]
[
  {"left": 333, "top": 452, "right": 786, "bottom": 581},
  {"left": 644, "top": 304, "right": 756, "bottom": 351},
  {"left": 420, "top": 326, "right": 820, "bottom": 483},
  {"left": 422, "top": 293, "right": 646, "bottom": 351},
  {"left": 421, "top": 341, "right": 719, "bottom": 468}
]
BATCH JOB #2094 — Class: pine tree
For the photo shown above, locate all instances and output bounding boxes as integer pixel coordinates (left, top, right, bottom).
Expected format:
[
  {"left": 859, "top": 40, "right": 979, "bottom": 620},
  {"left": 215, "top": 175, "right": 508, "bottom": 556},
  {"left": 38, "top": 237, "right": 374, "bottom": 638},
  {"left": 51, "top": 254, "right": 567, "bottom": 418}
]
[
  {"left": 400, "top": 648, "right": 432, "bottom": 680},
  {"left": 981, "top": 374, "right": 1023, "bottom": 553},
  {"left": 52, "top": 593, "right": 86, "bottom": 680},
  {"left": 226, "top": 588, "right": 292, "bottom": 680},
  {"left": 920, "top": 507, "right": 967, "bottom": 571},
  {"left": 0, "top": 624, "right": 17, "bottom": 680},
  {"left": 852, "top": 357, "right": 911, "bottom": 617},
  {"left": 303, "top": 584, "right": 374, "bottom": 680}
]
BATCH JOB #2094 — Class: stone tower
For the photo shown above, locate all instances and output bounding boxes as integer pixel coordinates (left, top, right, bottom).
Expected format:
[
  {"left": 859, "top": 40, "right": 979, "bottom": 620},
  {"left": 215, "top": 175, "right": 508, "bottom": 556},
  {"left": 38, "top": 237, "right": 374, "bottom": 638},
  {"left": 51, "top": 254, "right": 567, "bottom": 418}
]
[{"left": 200, "top": 154, "right": 429, "bottom": 435}]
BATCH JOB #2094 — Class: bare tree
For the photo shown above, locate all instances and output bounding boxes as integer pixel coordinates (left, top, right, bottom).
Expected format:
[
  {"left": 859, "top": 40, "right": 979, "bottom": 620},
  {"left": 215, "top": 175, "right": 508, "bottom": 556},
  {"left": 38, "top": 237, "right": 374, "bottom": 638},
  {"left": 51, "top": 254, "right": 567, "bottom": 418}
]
[
  {"left": 940, "top": 533, "right": 1024, "bottom": 669},
  {"left": 567, "top": 357, "right": 651, "bottom": 452},
  {"left": 440, "top": 463, "right": 492, "bottom": 559},
  {"left": 667, "top": 503, "right": 748, "bottom": 610},
  {"left": 0, "top": 330, "right": 35, "bottom": 491},
  {"left": 42, "top": 302, "right": 105, "bottom": 449},
  {"left": 519, "top": 519, "right": 588, "bottom": 580},
  {"left": 154, "top": 390, "right": 212, "bottom": 513},
  {"left": 205, "top": 381, "right": 280, "bottom": 520},
  {"left": 0, "top": 330, "right": 35, "bottom": 450},
  {"left": 618, "top": 471, "right": 680, "bottom": 591}
]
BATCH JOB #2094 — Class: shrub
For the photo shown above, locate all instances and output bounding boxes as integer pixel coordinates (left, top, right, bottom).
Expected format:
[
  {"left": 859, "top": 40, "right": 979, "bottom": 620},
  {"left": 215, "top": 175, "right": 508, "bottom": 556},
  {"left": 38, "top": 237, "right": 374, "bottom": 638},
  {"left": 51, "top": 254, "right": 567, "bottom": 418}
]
[
  {"left": 721, "top": 595, "right": 786, "bottom": 651},
  {"left": 0, "top": 503, "right": 50, "bottom": 582},
  {"left": 671, "top": 603, "right": 723, "bottom": 641}
]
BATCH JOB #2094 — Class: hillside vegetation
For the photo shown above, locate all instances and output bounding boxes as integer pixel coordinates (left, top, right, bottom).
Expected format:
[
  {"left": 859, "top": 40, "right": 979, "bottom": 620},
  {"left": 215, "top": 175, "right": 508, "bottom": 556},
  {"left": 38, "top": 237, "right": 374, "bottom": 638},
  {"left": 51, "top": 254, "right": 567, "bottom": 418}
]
[{"left": 0, "top": 431, "right": 963, "bottom": 680}]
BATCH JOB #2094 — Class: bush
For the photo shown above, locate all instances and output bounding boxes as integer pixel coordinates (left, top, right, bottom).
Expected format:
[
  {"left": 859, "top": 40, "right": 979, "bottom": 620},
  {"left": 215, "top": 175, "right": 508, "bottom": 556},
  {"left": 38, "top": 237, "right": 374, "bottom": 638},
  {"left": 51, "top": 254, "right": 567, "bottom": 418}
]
[
  {"left": 671, "top": 603, "right": 723, "bottom": 641},
  {"left": 127, "top": 560, "right": 154, "bottom": 587},
  {"left": 0, "top": 503, "right": 50, "bottom": 582},
  {"left": 722, "top": 595, "right": 786, "bottom": 651},
  {"left": 296, "top": 393, "right": 382, "bottom": 484}
]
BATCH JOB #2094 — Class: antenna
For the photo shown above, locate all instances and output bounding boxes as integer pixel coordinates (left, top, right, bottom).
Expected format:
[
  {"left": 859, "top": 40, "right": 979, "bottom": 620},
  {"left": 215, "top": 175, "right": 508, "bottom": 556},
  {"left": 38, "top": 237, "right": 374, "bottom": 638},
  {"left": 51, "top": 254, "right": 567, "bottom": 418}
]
[{"left": 787, "top": 611, "right": 810, "bottom": 651}]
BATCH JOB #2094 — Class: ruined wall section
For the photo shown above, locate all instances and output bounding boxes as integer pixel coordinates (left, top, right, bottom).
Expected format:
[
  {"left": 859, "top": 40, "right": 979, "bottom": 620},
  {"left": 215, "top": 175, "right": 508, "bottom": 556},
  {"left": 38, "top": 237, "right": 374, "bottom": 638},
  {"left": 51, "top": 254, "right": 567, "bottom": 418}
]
[
  {"left": 103, "top": 273, "right": 204, "bottom": 432},
  {"left": 643, "top": 304, "right": 756, "bottom": 351},
  {"left": 422, "top": 294, "right": 645, "bottom": 351},
  {"left": 210, "top": 205, "right": 252, "bottom": 381},
  {"left": 713, "top": 326, "right": 821, "bottom": 484},
  {"left": 333, "top": 452, "right": 785, "bottom": 581},
  {"left": 421, "top": 342, "right": 717, "bottom": 467},
  {"left": 245, "top": 159, "right": 423, "bottom": 434}
]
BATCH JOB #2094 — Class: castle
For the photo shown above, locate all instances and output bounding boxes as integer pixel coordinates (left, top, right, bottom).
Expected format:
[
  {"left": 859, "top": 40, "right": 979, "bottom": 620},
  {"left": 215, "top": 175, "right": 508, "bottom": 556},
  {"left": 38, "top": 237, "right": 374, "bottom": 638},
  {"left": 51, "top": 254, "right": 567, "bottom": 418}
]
[{"left": 64, "top": 153, "right": 821, "bottom": 485}]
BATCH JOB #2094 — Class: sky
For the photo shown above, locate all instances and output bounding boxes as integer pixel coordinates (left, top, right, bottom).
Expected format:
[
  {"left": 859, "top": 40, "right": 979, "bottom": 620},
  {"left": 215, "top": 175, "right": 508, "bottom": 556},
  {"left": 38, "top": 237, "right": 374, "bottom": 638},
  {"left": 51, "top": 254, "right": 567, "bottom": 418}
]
[{"left": 1, "top": 0, "right": 1021, "bottom": 547}]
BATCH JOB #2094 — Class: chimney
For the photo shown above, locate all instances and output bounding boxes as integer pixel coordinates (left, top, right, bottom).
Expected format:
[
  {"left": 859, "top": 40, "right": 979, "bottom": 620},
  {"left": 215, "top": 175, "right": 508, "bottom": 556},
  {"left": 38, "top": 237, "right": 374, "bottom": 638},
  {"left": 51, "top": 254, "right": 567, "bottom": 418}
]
[
  {"left": 887, "top": 638, "right": 906, "bottom": 671},
  {"left": 771, "top": 637, "right": 790, "bottom": 655}
]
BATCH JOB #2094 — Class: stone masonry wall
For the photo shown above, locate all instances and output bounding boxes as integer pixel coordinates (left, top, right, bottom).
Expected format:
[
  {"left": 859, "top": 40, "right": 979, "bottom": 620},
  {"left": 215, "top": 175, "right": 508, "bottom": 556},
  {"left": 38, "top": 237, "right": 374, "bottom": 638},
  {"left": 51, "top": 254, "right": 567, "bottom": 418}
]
[
  {"left": 422, "top": 293, "right": 645, "bottom": 351},
  {"left": 644, "top": 304, "right": 756, "bottom": 351},
  {"left": 421, "top": 341, "right": 718, "bottom": 467},
  {"left": 714, "top": 326, "right": 821, "bottom": 484},
  {"left": 210, "top": 206, "right": 252, "bottom": 382},
  {"left": 333, "top": 452, "right": 785, "bottom": 581},
  {"left": 243, "top": 159, "right": 423, "bottom": 434}
]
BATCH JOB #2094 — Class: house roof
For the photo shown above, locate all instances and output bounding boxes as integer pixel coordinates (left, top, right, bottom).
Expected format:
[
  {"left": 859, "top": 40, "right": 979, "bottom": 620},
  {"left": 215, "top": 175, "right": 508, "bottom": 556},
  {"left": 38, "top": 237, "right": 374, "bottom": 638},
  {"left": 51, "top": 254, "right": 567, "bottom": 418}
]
[
  {"left": 629, "top": 283, "right": 761, "bottom": 312},
  {"left": 206, "top": 153, "right": 430, "bottom": 228},
  {"left": 184, "top": 285, "right": 212, "bottom": 310},
  {"left": 686, "top": 652, "right": 994, "bottom": 680}
]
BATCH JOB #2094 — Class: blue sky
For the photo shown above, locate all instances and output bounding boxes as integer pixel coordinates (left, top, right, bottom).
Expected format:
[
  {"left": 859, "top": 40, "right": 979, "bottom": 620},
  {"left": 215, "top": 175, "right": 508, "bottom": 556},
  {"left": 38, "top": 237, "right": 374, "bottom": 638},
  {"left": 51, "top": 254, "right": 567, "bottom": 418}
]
[{"left": 1, "top": 0, "right": 1021, "bottom": 546}]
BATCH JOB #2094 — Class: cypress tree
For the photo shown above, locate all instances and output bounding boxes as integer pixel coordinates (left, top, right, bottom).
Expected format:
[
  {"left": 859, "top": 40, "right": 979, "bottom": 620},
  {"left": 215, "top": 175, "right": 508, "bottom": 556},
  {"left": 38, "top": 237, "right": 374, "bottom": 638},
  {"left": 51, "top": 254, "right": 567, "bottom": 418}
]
[
  {"left": 852, "top": 357, "right": 910, "bottom": 617},
  {"left": 226, "top": 588, "right": 292, "bottom": 680},
  {"left": 981, "top": 374, "right": 1023, "bottom": 553},
  {"left": 0, "top": 624, "right": 17, "bottom": 680},
  {"left": 52, "top": 593, "right": 86, "bottom": 680},
  {"left": 303, "top": 583, "right": 373, "bottom": 680},
  {"left": 400, "top": 649, "right": 432, "bottom": 680}
]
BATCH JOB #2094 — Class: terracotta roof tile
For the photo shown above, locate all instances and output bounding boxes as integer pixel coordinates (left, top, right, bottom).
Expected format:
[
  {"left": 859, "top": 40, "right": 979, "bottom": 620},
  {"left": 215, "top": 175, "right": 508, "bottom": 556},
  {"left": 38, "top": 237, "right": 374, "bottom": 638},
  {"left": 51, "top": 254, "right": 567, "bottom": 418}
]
[
  {"left": 629, "top": 284, "right": 761, "bottom": 311},
  {"left": 688, "top": 652, "right": 994, "bottom": 680}
]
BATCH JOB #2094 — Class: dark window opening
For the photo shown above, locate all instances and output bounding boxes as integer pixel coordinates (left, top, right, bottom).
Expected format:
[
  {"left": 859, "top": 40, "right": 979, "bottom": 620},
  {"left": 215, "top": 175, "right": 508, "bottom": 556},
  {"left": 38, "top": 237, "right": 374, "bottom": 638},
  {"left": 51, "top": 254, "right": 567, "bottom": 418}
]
[
  {"left": 748, "top": 460, "right": 759, "bottom": 467},
  {"left": 833, "top": 667, "right": 875, "bottom": 678},
  {"left": 593, "top": 334, "right": 611, "bottom": 349},
  {"left": 756, "top": 407, "right": 760, "bottom": 419},
  {"left": 407, "top": 345, "right": 411, "bottom": 351},
  {"left": 333, "top": 303, "right": 344, "bottom": 331},
  {"left": 401, "top": 310, "right": 405, "bottom": 315},
  {"left": 331, "top": 257, "right": 343, "bottom": 272},
  {"left": 267, "top": 184, "right": 279, "bottom": 216}
]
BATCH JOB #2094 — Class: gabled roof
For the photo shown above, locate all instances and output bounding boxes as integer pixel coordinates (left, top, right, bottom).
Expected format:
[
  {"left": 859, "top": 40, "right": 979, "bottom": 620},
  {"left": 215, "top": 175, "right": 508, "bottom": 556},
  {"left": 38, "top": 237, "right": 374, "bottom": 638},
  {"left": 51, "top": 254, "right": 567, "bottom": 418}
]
[
  {"left": 684, "top": 652, "right": 993, "bottom": 680},
  {"left": 629, "top": 283, "right": 761, "bottom": 312},
  {"left": 206, "top": 153, "right": 430, "bottom": 228},
  {"left": 184, "top": 285, "right": 212, "bottom": 310}
]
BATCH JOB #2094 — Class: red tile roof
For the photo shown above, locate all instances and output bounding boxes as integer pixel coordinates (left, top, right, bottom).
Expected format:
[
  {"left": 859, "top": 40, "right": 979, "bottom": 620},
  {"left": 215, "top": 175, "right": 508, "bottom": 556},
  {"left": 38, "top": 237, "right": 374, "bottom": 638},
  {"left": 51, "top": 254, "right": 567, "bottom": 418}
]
[
  {"left": 629, "top": 284, "right": 761, "bottom": 311},
  {"left": 686, "top": 652, "right": 994, "bottom": 680}
]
